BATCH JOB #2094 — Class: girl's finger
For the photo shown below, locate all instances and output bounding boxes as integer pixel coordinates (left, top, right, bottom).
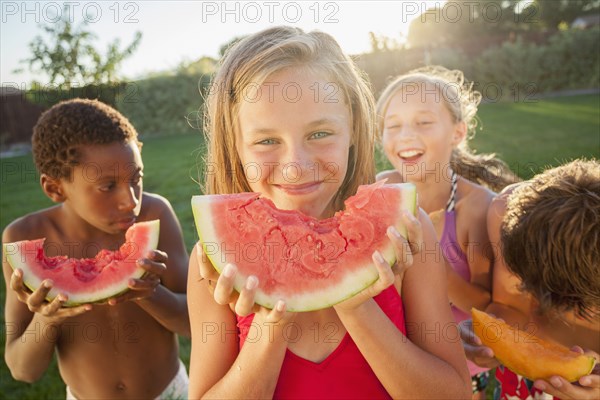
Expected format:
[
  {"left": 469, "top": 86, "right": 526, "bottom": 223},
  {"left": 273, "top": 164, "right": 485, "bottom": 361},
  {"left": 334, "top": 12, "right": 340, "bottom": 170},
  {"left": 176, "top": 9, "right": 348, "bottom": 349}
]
[
  {"left": 402, "top": 210, "right": 423, "bottom": 254},
  {"left": 213, "top": 264, "right": 237, "bottom": 305},
  {"left": 266, "top": 300, "right": 287, "bottom": 323},
  {"left": 372, "top": 251, "right": 395, "bottom": 290},
  {"left": 234, "top": 275, "right": 259, "bottom": 317},
  {"left": 387, "top": 226, "right": 413, "bottom": 267}
]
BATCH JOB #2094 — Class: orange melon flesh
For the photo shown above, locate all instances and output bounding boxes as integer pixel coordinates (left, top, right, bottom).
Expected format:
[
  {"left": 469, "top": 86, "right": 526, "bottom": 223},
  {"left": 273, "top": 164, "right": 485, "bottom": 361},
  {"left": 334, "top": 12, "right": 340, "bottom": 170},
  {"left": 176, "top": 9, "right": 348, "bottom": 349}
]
[{"left": 471, "top": 308, "right": 596, "bottom": 382}]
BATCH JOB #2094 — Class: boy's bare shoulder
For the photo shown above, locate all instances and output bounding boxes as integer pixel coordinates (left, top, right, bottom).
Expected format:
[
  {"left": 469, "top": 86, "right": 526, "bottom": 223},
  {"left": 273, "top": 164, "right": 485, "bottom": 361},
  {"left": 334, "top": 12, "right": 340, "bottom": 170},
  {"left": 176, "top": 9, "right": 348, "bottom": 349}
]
[
  {"left": 376, "top": 169, "right": 402, "bottom": 183},
  {"left": 138, "top": 192, "right": 175, "bottom": 221},
  {"left": 2, "top": 206, "right": 61, "bottom": 243}
]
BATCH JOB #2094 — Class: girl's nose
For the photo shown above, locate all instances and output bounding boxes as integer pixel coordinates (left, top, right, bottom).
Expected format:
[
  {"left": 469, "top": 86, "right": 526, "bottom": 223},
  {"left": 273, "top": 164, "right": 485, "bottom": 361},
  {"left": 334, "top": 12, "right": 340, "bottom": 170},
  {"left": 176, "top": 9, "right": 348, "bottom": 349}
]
[
  {"left": 284, "top": 144, "right": 315, "bottom": 181},
  {"left": 397, "top": 124, "right": 416, "bottom": 140}
]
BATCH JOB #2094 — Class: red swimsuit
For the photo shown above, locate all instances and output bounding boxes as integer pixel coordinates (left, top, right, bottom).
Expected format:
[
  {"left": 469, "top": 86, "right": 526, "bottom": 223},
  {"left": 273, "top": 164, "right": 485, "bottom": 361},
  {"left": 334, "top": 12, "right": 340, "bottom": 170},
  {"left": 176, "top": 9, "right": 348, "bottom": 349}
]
[{"left": 236, "top": 286, "right": 406, "bottom": 399}]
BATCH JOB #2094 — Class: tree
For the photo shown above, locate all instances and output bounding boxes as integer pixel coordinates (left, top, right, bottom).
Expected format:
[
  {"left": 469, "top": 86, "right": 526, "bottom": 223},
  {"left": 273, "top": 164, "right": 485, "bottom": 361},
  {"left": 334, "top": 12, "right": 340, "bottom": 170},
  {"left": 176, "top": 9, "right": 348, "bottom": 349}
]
[
  {"left": 218, "top": 36, "right": 247, "bottom": 57},
  {"left": 533, "top": 0, "right": 600, "bottom": 30},
  {"left": 18, "top": 6, "right": 142, "bottom": 87},
  {"left": 407, "top": 1, "right": 524, "bottom": 49}
]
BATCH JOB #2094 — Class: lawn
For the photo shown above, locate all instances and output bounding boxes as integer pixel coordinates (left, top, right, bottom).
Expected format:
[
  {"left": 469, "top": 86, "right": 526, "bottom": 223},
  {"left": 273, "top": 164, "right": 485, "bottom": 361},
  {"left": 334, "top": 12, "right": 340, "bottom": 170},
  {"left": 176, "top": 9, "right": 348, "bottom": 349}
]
[{"left": 1, "top": 94, "right": 598, "bottom": 399}]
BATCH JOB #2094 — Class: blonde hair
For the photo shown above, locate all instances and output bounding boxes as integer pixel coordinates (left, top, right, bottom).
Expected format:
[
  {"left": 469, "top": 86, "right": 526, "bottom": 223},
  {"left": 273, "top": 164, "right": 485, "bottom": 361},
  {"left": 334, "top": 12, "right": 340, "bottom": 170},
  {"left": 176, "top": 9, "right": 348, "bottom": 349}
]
[
  {"left": 376, "top": 66, "right": 519, "bottom": 192},
  {"left": 202, "top": 26, "right": 376, "bottom": 210}
]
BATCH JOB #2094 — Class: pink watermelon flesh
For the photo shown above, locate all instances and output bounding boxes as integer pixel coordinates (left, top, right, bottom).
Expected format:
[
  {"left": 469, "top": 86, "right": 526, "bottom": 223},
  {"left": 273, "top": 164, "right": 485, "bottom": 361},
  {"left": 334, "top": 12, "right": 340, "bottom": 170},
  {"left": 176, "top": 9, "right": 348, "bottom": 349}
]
[
  {"left": 3, "top": 220, "right": 160, "bottom": 306},
  {"left": 191, "top": 182, "right": 416, "bottom": 311}
]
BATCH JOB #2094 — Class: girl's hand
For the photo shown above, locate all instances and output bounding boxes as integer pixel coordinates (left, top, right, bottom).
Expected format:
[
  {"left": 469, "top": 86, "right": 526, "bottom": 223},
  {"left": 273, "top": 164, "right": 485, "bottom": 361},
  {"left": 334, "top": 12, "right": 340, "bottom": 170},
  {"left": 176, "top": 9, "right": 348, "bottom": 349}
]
[
  {"left": 10, "top": 268, "right": 92, "bottom": 322},
  {"left": 108, "top": 250, "right": 168, "bottom": 305},
  {"left": 533, "top": 347, "right": 600, "bottom": 399},
  {"left": 459, "top": 318, "right": 500, "bottom": 369},
  {"left": 212, "top": 262, "right": 295, "bottom": 324},
  {"left": 334, "top": 210, "right": 423, "bottom": 312}
]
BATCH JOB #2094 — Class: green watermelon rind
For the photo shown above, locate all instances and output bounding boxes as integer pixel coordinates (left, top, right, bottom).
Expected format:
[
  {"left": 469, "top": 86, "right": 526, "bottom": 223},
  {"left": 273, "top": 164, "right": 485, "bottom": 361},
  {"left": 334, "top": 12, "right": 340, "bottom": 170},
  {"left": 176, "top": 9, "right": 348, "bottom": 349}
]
[
  {"left": 3, "top": 220, "right": 160, "bottom": 307},
  {"left": 192, "top": 184, "right": 417, "bottom": 312}
]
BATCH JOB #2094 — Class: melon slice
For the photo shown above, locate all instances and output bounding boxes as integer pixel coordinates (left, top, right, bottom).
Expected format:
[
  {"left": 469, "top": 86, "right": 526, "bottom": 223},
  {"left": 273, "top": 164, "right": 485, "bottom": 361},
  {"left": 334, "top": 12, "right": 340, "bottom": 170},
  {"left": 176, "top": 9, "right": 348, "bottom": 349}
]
[
  {"left": 3, "top": 220, "right": 160, "bottom": 306},
  {"left": 471, "top": 308, "right": 596, "bottom": 382},
  {"left": 191, "top": 182, "right": 417, "bottom": 311}
]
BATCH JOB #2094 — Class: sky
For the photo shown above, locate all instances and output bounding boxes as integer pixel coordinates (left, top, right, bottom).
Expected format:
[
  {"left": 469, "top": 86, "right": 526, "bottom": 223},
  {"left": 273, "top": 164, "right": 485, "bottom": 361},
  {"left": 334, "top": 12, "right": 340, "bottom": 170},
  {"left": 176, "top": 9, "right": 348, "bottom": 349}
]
[{"left": 1, "top": 0, "right": 446, "bottom": 87}]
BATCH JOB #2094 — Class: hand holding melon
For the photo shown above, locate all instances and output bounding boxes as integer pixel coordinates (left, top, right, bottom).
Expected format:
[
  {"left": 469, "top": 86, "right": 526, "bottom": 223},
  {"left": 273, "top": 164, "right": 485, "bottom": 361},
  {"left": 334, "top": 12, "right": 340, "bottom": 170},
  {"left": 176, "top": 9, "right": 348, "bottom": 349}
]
[
  {"left": 333, "top": 211, "right": 423, "bottom": 313},
  {"left": 191, "top": 182, "right": 417, "bottom": 313},
  {"left": 471, "top": 308, "right": 597, "bottom": 382},
  {"left": 4, "top": 220, "right": 160, "bottom": 316},
  {"left": 532, "top": 348, "right": 600, "bottom": 400},
  {"left": 458, "top": 318, "right": 500, "bottom": 369},
  {"left": 106, "top": 249, "right": 168, "bottom": 306},
  {"left": 9, "top": 268, "right": 92, "bottom": 322}
]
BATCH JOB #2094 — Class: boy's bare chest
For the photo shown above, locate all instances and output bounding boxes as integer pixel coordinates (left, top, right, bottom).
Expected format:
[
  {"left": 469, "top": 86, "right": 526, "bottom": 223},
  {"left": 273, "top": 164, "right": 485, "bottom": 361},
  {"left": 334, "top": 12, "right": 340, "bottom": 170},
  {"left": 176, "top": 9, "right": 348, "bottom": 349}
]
[{"left": 42, "top": 230, "right": 124, "bottom": 258}]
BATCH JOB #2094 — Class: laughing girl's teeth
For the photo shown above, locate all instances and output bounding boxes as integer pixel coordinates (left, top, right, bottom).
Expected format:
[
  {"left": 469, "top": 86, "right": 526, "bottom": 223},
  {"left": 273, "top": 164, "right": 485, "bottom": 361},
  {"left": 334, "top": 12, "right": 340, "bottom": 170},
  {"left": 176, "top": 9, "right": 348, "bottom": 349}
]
[{"left": 399, "top": 150, "right": 423, "bottom": 158}]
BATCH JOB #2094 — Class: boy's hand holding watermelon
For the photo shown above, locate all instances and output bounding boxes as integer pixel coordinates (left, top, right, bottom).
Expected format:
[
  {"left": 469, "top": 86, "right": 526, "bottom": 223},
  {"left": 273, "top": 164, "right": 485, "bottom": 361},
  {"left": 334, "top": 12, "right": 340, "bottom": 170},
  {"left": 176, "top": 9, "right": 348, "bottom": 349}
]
[
  {"left": 9, "top": 268, "right": 92, "bottom": 323},
  {"left": 106, "top": 249, "right": 168, "bottom": 305}
]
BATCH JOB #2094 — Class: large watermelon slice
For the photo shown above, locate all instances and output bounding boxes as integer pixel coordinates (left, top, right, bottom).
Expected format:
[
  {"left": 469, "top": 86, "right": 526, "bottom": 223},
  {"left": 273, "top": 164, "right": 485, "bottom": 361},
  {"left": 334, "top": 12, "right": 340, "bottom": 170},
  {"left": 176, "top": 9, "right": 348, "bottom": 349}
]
[
  {"left": 3, "top": 220, "right": 160, "bottom": 306},
  {"left": 191, "top": 182, "right": 416, "bottom": 311}
]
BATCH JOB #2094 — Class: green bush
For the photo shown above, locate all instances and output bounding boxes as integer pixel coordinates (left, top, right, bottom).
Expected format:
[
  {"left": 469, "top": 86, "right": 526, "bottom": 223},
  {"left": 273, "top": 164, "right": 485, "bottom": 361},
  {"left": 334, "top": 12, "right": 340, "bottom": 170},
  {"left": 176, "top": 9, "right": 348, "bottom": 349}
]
[
  {"left": 541, "top": 28, "right": 600, "bottom": 90},
  {"left": 25, "top": 82, "right": 126, "bottom": 108},
  {"left": 473, "top": 28, "right": 599, "bottom": 97},
  {"left": 116, "top": 72, "right": 211, "bottom": 136}
]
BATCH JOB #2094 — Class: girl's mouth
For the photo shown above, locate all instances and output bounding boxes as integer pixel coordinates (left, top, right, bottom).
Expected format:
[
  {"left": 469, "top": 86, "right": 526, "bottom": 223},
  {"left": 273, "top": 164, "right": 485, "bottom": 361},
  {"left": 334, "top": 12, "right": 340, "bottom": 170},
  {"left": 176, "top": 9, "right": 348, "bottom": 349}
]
[
  {"left": 275, "top": 181, "right": 322, "bottom": 195},
  {"left": 398, "top": 149, "right": 424, "bottom": 162}
]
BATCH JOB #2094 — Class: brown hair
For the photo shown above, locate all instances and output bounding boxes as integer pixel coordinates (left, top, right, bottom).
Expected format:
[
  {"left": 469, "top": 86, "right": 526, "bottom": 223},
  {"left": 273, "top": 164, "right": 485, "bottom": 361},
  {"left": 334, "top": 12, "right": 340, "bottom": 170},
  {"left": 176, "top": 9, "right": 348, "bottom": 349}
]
[
  {"left": 501, "top": 159, "right": 600, "bottom": 320},
  {"left": 376, "top": 66, "right": 519, "bottom": 192},
  {"left": 202, "top": 26, "right": 376, "bottom": 210},
  {"left": 32, "top": 98, "right": 141, "bottom": 179}
]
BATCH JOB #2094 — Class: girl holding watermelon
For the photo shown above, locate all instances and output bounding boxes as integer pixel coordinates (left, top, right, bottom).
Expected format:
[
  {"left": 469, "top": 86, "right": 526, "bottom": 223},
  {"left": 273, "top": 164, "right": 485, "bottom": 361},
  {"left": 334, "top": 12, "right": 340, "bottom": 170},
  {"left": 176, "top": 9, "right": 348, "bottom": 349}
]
[
  {"left": 375, "top": 66, "right": 518, "bottom": 399},
  {"left": 187, "top": 27, "right": 472, "bottom": 399}
]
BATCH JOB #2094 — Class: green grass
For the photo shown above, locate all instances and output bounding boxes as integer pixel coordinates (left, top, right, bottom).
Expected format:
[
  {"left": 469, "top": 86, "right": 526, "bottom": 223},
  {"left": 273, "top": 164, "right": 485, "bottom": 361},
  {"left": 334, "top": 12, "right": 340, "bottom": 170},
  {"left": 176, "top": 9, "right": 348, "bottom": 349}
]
[{"left": 1, "top": 94, "right": 599, "bottom": 399}]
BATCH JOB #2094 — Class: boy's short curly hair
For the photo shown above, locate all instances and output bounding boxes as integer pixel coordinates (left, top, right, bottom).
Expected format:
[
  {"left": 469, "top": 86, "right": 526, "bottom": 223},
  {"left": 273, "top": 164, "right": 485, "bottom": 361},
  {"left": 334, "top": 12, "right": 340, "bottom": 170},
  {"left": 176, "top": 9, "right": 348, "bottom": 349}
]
[
  {"left": 501, "top": 159, "right": 600, "bottom": 320},
  {"left": 32, "top": 98, "right": 141, "bottom": 179}
]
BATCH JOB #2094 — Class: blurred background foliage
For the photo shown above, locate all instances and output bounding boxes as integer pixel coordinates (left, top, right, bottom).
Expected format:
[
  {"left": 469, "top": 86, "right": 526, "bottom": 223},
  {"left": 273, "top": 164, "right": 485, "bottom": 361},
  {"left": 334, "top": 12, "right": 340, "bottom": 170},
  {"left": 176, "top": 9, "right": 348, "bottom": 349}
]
[{"left": 4, "top": 0, "right": 599, "bottom": 142}]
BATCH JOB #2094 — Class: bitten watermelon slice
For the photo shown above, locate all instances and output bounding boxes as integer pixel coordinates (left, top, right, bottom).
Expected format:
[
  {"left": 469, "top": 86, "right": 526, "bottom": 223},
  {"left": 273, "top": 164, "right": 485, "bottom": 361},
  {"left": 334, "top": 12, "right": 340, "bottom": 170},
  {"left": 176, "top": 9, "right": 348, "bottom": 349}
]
[
  {"left": 191, "top": 182, "right": 417, "bottom": 311},
  {"left": 3, "top": 220, "right": 160, "bottom": 306}
]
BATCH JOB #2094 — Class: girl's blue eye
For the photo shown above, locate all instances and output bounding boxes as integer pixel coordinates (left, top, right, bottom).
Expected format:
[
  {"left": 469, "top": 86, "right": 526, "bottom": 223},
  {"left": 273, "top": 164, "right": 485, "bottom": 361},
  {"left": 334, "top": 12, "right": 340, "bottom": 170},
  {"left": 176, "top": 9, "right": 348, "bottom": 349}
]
[
  {"left": 257, "top": 138, "right": 277, "bottom": 145},
  {"left": 311, "top": 131, "right": 330, "bottom": 139}
]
